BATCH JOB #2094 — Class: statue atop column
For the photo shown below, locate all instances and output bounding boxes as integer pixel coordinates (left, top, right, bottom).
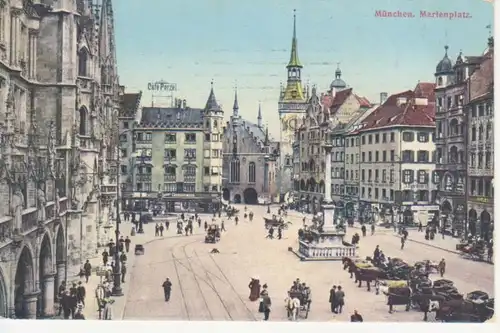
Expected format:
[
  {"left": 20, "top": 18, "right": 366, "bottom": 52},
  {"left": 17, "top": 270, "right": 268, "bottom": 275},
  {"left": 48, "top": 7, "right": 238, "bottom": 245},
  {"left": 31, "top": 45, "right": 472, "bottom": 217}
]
[{"left": 37, "top": 185, "right": 47, "bottom": 222}]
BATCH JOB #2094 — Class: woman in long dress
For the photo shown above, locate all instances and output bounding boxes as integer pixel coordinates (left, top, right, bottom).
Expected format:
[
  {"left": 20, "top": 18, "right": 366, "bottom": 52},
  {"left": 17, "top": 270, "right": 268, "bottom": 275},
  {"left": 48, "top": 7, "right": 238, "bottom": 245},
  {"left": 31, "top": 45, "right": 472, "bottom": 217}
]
[{"left": 248, "top": 278, "right": 261, "bottom": 301}]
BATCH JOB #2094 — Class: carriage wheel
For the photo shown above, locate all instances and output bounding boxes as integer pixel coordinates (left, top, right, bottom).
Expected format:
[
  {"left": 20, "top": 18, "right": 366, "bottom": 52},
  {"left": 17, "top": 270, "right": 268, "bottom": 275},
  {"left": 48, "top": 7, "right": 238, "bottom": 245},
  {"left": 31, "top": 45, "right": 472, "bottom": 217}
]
[{"left": 304, "top": 301, "right": 311, "bottom": 319}]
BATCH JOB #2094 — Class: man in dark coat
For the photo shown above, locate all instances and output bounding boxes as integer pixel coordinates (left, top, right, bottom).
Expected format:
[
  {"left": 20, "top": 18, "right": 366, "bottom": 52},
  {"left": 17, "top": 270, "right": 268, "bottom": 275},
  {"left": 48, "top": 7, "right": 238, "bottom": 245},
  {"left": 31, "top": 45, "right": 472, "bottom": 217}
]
[
  {"left": 334, "top": 286, "right": 345, "bottom": 314},
  {"left": 83, "top": 260, "right": 92, "bottom": 283},
  {"left": 121, "top": 264, "right": 127, "bottom": 283},
  {"left": 76, "top": 281, "right": 86, "bottom": 306},
  {"left": 57, "top": 281, "right": 66, "bottom": 316},
  {"left": 162, "top": 278, "right": 172, "bottom": 301},
  {"left": 329, "top": 285, "right": 337, "bottom": 313},
  {"left": 350, "top": 310, "right": 363, "bottom": 322},
  {"left": 124, "top": 236, "right": 131, "bottom": 253},
  {"left": 102, "top": 250, "right": 109, "bottom": 266}
]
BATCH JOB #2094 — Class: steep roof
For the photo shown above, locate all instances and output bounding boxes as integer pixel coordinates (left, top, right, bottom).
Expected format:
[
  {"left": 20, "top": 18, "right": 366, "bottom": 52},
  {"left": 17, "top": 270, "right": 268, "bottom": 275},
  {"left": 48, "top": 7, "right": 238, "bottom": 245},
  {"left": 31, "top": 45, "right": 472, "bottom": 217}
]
[
  {"left": 414, "top": 82, "right": 436, "bottom": 101},
  {"left": 355, "top": 95, "right": 371, "bottom": 108},
  {"left": 358, "top": 89, "right": 436, "bottom": 132},
  {"left": 469, "top": 52, "right": 494, "bottom": 103},
  {"left": 119, "top": 92, "right": 142, "bottom": 118},
  {"left": 329, "top": 88, "right": 353, "bottom": 114},
  {"left": 139, "top": 107, "right": 204, "bottom": 128}
]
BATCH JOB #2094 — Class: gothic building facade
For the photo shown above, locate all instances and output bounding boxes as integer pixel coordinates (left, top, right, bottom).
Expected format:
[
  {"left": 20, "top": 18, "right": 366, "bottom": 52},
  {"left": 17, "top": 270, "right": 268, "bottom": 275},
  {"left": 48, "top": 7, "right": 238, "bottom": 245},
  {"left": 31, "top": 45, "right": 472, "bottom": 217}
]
[
  {"left": 0, "top": 0, "right": 121, "bottom": 318},
  {"left": 222, "top": 90, "right": 279, "bottom": 204}
]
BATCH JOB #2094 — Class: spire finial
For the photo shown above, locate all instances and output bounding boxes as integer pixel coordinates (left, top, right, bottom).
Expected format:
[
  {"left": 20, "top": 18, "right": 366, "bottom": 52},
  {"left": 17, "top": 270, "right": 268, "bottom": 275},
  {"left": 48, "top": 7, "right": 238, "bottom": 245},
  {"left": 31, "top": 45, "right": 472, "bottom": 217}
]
[
  {"left": 233, "top": 83, "right": 239, "bottom": 115},
  {"left": 487, "top": 24, "right": 492, "bottom": 37},
  {"left": 444, "top": 45, "right": 449, "bottom": 55},
  {"left": 293, "top": 9, "right": 297, "bottom": 38}
]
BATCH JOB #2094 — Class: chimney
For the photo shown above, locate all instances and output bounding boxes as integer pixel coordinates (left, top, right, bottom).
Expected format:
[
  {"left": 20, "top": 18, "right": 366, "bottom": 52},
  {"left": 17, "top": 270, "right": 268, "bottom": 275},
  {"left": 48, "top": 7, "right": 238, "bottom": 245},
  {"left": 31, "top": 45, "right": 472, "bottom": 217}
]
[{"left": 380, "top": 92, "right": 388, "bottom": 105}]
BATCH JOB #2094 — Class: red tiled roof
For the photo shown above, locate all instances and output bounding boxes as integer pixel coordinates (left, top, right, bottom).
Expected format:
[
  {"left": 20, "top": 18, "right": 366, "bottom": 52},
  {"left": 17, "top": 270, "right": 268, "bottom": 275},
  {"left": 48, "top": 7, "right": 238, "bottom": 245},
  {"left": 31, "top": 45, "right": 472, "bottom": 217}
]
[
  {"left": 355, "top": 94, "right": 371, "bottom": 107},
  {"left": 321, "top": 94, "right": 334, "bottom": 109},
  {"left": 414, "top": 82, "right": 436, "bottom": 101},
  {"left": 325, "top": 88, "right": 353, "bottom": 117},
  {"left": 358, "top": 87, "right": 435, "bottom": 132}
]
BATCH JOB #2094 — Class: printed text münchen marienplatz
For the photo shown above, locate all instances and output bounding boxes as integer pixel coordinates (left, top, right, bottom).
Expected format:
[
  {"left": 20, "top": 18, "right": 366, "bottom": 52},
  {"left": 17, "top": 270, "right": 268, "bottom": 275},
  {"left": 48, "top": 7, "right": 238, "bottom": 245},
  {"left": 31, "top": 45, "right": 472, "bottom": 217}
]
[{"left": 375, "top": 10, "right": 471, "bottom": 19}]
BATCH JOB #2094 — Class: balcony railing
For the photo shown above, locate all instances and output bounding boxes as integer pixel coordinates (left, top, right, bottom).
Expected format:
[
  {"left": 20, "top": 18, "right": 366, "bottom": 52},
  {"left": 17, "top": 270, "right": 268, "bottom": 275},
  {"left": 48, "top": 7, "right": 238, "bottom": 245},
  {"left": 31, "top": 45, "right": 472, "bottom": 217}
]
[
  {"left": 164, "top": 174, "right": 176, "bottom": 182},
  {"left": 298, "top": 241, "right": 357, "bottom": 259},
  {"left": 137, "top": 174, "right": 152, "bottom": 182},
  {"left": 21, "top": 208, "right": 38, "bottom": 233}
]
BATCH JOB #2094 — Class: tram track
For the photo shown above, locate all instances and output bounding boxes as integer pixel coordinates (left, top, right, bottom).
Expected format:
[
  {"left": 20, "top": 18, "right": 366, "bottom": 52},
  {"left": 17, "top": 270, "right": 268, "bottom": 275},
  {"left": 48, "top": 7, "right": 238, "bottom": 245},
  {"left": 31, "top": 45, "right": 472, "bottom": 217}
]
[
  {"left": 204, "top": 250, "right": 258, "bottom": 321},
  {"left": 179, "top": 241, "right": 214, "bottom": 320}
]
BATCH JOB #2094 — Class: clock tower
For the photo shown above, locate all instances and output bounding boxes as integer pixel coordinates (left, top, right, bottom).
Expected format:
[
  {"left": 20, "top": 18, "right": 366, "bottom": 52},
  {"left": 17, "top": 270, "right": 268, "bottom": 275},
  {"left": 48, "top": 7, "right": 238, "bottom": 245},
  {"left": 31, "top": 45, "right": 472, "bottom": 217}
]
[{"left": 277, "top": 10, "right": 308, "bottom": 200}]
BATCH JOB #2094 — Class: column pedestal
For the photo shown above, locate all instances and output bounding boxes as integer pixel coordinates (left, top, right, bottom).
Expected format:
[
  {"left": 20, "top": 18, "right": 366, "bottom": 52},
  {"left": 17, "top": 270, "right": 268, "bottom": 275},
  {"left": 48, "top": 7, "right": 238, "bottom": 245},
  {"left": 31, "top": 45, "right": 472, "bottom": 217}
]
[
  {"left": 23, "top": 291, "right": 40, "bottom": 319},
  {"left": 42, "top": 273, "right": 56, "bottom": 317}
]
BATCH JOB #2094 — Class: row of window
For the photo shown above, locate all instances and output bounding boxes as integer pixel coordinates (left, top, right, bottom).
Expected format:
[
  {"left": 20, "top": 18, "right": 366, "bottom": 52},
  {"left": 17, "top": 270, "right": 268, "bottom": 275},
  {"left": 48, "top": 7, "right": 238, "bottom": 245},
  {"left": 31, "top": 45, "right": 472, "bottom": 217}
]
[
  {"left": 135, "top": 182, "right": 195, "bottom": 193},
  {"left": 469, "top": 177, "right": 493, "bottom": 198},
  {"left": 134, "top": 132, "right": 221, "bottom": 143},
  {"left": 436, "top": 94, "right": 463, "bottom": 112},
  {"left": 360, "top": 188, "right": 436, "bottom": 202},
  {"left": 332, "top": 131, "right": 434, "bottom": 148},
  {"left": 470, "top": 123, "right": 493, "bottom": 142},
  {"left": 163, "top": 183, "right": 219, "bottom": 193},
  {"left": 469, "top": 152, "right": 493, "bottom": 169}
]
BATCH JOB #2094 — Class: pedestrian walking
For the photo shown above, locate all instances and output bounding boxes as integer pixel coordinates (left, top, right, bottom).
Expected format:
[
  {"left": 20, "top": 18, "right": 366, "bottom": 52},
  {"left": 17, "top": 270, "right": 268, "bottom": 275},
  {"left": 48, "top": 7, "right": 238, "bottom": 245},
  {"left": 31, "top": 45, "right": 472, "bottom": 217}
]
[
  {"left": 277, "top": 227, "right": 282, "bottom": 240},
  {"left": 401, "top": 236, "right": 405, "bottom": 250},
  {"left": 155, "top": 224, "right": 159, "bottom": 236},
  {"left": 221, "top": 221, "right": 226, "bottom": 232},
  {"left": 83, "top": 260, "right": 92, "bottom": 283},
  {"left": 61, "top": 290, "right": 72, "bottom": 319},
  {"left": 329, "top": 285, "right": 337, "bottom": 313},
  {"left": 418, "top": 222, "right": 423, "bottom": 232},
  {"left": 162, "top": 278, "right": 172, "bottom": 301},
  {"left": 119, "top": 236, "right": 125, "bottom": 252},
  {"left": 165, "top": 220, "right": 170, "bottom": 230},
  {"left": 57, "top": 281, "right": 66, "bottom": 316},
  {"left": 261, "top": 290, "right": 271, "bottom": 321},
  {"left": 76, "top": 281, "right": 86, "bottom": 306},
  {"left": 438, "top": 258, "right": 446, "bottom": 277},
  {"left": 374, "top": 278, "right": 380, "bottom": 295},
  {"left": 159, "top": 224, "right": 164, "bottom": 236},
  {"left": 69, "top": 284, "right": 78, "bottom": 318},
  {"left": 121, "top": 264, "right": 127, "bottom": 283},
  {"left": 102, "top": 250, "right": 109, "bottom": 266},
  {"left": 334, "top": 286, "right": 345, "bottom": 314},
  {"left": 125, "top": 236, "right": 131, "bottom": 253},
  {"left": 204, "top": 221, "right": 208, "bottom": 231},
  {"left": 371, "top": 223, "right": 375, "bottom": 235},
  {"left": 102, "top": 299, "right": 114, "bottom": 320},
  {"left": 361, "top": 225, "right": 367, "bottom": 237},
  {"left": 120, "top": 252, "right": 127, "bottom": 264}
]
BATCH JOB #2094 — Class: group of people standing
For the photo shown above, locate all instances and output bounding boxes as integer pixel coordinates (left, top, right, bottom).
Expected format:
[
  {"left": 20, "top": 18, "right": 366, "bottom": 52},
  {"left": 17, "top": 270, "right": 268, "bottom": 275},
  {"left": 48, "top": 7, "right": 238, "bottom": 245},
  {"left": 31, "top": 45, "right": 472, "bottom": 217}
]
[{"left": 248, "top": 278, "right": 271, "bottom": 320}]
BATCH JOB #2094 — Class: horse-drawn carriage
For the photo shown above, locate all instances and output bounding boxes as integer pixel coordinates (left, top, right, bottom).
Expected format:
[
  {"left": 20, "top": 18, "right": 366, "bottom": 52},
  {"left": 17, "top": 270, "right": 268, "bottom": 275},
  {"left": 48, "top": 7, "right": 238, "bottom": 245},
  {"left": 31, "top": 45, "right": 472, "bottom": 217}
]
[
  {"left": 205, "top": 224, "right": 221, "bottom": 243},
  {"left": 264, "top": 216, "right": 291, "bottom": 230},
  {"left": 286, "top": 290, "right": 311, "bottom": 320}
]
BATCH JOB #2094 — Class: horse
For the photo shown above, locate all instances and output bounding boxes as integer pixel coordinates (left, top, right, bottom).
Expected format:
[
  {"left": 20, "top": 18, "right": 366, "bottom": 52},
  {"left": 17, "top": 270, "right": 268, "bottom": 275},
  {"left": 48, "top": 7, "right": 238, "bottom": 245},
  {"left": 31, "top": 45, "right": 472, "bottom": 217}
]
[{"left": 284, "top": 296, "right": 301, "bottom": 321}]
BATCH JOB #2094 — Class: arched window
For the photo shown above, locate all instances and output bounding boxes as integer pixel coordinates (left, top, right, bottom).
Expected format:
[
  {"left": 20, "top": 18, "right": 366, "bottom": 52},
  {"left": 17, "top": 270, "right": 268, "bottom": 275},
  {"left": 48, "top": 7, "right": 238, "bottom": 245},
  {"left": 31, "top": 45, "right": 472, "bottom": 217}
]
[
  {"left": 471, "top": 126, "right": 477, "bottom": 141},
  {"left": 79, "top": 107, "right": 88, "bottom": 135},
  {"left": 478, "top": 125, "right": 484, "bottom": 140},
  {"left": 248, "top": 162, "right": 256, "bottom": 183},
  {"left": 78, "top": 49, "right": 88, "bottom": 77},
  {"left": 486, "top": 122, "right": 492, "bottom": 139},
  {"left": 230, "top": 159, "right": 240, "bottom": 183}
]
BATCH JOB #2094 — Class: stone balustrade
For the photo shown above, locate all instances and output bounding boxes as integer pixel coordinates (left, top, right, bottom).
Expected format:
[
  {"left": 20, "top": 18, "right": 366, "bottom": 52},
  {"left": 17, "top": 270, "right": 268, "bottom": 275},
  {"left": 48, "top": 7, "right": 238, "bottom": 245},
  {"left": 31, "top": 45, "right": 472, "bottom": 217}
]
[{"left": 296, "top": 240, "right": 357, "bottom": 261}]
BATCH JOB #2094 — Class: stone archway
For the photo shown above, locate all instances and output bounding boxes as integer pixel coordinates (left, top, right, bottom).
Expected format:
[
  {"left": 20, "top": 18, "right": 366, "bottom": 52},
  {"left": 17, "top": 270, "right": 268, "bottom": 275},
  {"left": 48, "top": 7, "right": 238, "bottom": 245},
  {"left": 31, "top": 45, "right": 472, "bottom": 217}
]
[
  {"left": 38, "top": 233, "right": 54, "bottom": 318},
  {"left": 14, "top": 246, "right": 36, "bottom": 319},
  {"left": 54, "top": 225, "right": 66, "bottom": 301},
  {"left": 480, "top": 210, "right": 491, "bottom": 238},
  {"left": 222, "top": 188, "right": 230, "bottom": 201},
  {"left": 243, "top": 188, "right": 258, "bottom": 205},
  {"left": 0, "top": 267, "right": 7, "bottom": 318},
  {"left": 233, "top": 194, "right": 241, "bottom": 204}
]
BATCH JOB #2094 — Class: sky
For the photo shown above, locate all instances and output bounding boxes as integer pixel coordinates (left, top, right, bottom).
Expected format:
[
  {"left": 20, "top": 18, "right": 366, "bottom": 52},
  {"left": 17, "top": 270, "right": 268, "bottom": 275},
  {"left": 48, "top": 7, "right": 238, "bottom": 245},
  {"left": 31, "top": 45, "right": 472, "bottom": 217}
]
[{"left": 112, "top": 0, "right": 493, "bottom": 138}]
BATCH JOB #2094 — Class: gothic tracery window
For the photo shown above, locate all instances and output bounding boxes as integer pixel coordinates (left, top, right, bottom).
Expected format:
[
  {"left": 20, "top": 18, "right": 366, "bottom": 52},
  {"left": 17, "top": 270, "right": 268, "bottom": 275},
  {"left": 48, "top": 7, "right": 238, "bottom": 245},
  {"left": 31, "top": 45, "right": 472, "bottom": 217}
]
[{"left": 248, "top": 162, "right": 256, "bottom": 183}]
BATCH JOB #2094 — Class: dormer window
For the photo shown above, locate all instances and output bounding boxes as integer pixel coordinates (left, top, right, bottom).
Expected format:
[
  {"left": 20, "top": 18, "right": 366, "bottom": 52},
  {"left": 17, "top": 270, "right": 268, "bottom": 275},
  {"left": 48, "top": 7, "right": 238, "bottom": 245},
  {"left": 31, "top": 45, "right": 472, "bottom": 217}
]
[{"left": 78, "top": 49, "right": 88, "bottom": 77}]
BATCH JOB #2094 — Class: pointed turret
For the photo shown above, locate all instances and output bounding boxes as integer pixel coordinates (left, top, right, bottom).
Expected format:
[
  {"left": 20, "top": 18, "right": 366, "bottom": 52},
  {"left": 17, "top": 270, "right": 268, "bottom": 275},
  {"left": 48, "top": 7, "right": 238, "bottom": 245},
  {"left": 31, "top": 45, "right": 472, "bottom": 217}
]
[
  {"left": 280, "top": 9, "right": 305, "bottom": 103},
  {"left": 257, "top": 103, "right": 262, "bottom": 128},
  {"left": 287, "top": 10, "right": 302, "bottom": 69},
  {"left": 232, "top": 87, "right": 239, "bottom": 116},
  {"left": 264, "top": 126, "right": 270, "bottom": 146},
  {"left": 205, "top": 81, "right": 222, "bottom": 111},
  {"left": 99, "top": 0, "right": 111, "bottom": 62}
]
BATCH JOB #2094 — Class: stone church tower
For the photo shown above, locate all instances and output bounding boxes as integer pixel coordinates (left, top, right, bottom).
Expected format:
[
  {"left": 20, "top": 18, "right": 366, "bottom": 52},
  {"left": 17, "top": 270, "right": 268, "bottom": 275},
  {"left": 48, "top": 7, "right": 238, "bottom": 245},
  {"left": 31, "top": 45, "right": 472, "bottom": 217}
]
[{"left": 277, "top": 10, "right": 308, "bottom": 201}]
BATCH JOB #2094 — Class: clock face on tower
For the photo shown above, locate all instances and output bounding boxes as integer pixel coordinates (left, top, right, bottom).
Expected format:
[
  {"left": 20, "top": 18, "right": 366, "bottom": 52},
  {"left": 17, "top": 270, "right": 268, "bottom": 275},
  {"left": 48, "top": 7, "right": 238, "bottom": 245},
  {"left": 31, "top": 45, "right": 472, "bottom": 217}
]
[{"left": 281, "top": 114, "right": 300, "bottom": 132}]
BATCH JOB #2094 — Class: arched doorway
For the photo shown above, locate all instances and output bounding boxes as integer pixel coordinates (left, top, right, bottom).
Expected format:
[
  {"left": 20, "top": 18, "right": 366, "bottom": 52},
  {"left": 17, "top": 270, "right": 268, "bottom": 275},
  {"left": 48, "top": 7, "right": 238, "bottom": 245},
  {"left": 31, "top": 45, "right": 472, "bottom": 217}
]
[
  {"left": 14, "top": 246, "right": 35, "bottom": 319},
  {"left": 38, "top": 233, "right": 54, "bottom": 318},
  {"left": 54, "top": 225, "right": 65, "bottom": 301},
  {"left": 243, "top": 188, "right": 258, "bottom": 205},
  {"left": 233, "top": 194, "right": 241, "bottom": 204},
  {"left": 0, "top": 267, "right": 7, "bottom": 318},
  {"left": 480, "top": 210, "right": 491, "bottom": 239},
  {"left": 222, "top": 188, "right": 230, "bottom": 201},
  {"left": 440, "top": 200, "right": 452, "bottom": 214}
]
